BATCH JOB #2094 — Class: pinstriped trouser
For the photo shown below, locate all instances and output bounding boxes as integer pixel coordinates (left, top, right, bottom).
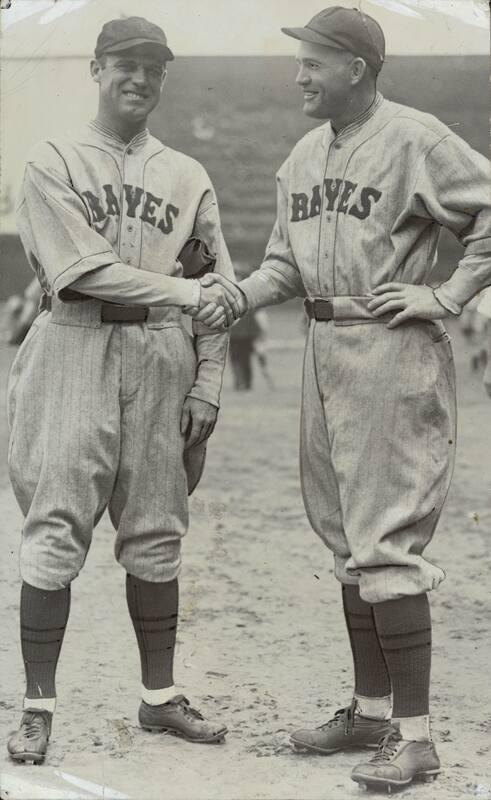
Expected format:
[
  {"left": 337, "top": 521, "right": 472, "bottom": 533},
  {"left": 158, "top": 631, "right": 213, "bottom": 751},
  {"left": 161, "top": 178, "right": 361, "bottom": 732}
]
[
  {"left": 299, "top": 316, "right": 457, "bottom": 604},
  {"left": 7, "top": 299, "right": 205, "bottom": 591}
]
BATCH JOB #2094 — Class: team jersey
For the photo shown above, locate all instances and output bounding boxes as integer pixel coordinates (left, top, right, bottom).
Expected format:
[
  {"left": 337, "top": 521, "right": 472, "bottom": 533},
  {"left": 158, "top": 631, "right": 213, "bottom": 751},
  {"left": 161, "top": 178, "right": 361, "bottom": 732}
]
[
  {"left": 16, "top": 120, "right": 234, "bottom": 406},
  {"left": 240, "top": 93, "right": 491, "bottom": 311}
]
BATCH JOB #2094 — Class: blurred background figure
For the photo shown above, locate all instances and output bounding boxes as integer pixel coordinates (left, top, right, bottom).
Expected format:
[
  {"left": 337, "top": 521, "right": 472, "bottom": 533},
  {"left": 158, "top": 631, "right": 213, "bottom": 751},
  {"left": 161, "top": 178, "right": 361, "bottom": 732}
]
[
  {"left": 459, "top": 293, "right": 489, "bottom": 372},
  {"left": 229, "top": 262, "right": 270, "bottom": 391},
  {"left": 476, "top": 288, "right": 491, "bottom": 397},
  {"left": 191, "top": 114, "right": 216, "bottom": 142},
  {"left": 2, "top": 277, "right": 42, "bottom": 346}
]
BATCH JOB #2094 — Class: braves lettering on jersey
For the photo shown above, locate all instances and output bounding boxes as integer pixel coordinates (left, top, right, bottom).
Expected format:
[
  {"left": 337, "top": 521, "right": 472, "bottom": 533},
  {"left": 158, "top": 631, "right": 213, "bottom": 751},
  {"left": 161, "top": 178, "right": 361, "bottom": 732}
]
[
  {"left": 240, "top": 93, "right": 491, "bottom": 603},
  {"left": 291, "top": 180, "right": 382, "bottom": 222},
  {"left": 82, "top": 185, "right": 180, "bottom": 234}
]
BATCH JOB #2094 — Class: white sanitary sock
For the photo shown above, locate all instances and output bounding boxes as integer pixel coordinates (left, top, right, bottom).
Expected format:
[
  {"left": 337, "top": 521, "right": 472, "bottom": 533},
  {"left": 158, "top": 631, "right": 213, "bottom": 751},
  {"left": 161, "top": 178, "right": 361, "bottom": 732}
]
[
  {"left": 394, "top": 715, "right": 431, "bottom": 741},
  {"left": 354, "top": 693, "right": 392, "bottom": 720},
  {"left": 141, "top": 684, "right": 177, "bottom": 706},
  {"left": 23, "top": 696, "right": 56, "bottom": 713}
]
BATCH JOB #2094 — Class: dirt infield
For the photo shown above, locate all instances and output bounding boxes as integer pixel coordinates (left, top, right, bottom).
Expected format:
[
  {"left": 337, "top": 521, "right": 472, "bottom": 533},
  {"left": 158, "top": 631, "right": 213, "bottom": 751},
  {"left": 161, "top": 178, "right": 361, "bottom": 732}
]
[{"left": 0, "top": 309, "right": 490, "bottom": 800}]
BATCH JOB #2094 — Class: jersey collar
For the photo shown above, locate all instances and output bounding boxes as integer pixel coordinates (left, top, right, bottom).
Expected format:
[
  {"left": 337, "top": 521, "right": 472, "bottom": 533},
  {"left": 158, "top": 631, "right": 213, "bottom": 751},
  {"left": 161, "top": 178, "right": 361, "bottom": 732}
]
[
  {"left": 331, "top": 91, "right": 384, "bottom": 142},
  {"left": 88, "top": 120, "right": 151, "bottom": 152}
]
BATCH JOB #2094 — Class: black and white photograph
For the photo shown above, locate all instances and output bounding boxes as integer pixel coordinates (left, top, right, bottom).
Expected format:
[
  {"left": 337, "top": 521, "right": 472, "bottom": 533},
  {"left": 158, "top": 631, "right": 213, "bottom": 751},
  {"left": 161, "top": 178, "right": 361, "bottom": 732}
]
[{"left": 0, "top": 1, "right": 490, "bottom": 798}]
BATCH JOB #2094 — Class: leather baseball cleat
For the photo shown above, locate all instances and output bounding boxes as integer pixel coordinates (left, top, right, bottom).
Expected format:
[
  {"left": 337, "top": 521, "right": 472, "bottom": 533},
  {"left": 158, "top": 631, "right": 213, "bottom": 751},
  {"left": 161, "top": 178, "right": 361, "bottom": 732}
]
[
  {"left": 351, "top": 727, "right": 441, "bottom": 791},
  {"left": 291, "top": 698, "right": 392, "bottom": 755},
  {"left": 139, "top": 694, "right": 228, "bottom": 743},
  {"left": 7, "top": 709, "right": 52, "bottom": 764}
]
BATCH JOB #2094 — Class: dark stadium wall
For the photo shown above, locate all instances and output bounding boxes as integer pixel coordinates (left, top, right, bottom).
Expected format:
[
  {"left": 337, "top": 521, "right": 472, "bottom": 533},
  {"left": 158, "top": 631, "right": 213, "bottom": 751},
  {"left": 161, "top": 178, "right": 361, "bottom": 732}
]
[{"left": 1, "top": 54, "right": 488, "bottom": 299}]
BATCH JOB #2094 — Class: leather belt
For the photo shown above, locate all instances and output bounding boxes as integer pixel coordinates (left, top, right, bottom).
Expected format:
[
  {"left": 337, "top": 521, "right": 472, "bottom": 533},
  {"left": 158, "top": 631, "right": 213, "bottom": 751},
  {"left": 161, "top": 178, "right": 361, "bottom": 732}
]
[
  {"left": 44, "top": 296, "right": 149, "bottom": 323},
  {"left": 303, "top": 296, "right": 448, "bottom": 334},
  {"left": 304, "top": 297, "right": 334, "bottom": 322},
  {"left": 100, "top": 303, "right": 148, "bottom": 323}
]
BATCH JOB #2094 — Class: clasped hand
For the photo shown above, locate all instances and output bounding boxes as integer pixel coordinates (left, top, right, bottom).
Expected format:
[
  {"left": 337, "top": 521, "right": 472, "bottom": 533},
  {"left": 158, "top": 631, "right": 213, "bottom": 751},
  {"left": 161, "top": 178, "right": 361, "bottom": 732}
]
[{"left": 186, "top": 274, "right": 248, "bottom": 329}]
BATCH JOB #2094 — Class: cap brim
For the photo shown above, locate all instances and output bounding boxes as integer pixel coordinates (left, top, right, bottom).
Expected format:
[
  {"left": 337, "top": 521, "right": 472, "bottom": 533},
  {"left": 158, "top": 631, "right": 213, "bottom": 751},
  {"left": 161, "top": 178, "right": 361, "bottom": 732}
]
[
  {"left": 281, "top": 26, "right": 345, "bottom": 50},
  {"left": 100, "top": 37, "right": 174, "bottom": 61}
]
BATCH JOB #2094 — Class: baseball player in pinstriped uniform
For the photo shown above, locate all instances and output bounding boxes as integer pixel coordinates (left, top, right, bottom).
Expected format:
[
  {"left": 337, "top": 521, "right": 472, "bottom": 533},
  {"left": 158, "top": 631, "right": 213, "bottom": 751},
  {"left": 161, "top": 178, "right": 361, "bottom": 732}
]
[
  {"left": 201, "top": 6, "right": 491, "bottom": 791},
  {"left": 7, "top": 17, "right": 244, "bottom": 763}
]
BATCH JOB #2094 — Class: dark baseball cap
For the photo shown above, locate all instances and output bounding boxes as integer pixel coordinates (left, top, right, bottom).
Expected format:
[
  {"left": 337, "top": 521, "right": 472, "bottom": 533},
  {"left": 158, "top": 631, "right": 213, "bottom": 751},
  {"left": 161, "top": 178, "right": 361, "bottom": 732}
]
[
  {"left": 95, "top": 17, "right": 174, "bottom": 61},
  {"left": 282, "top": 6, "right": 385, "bottom": 73}
]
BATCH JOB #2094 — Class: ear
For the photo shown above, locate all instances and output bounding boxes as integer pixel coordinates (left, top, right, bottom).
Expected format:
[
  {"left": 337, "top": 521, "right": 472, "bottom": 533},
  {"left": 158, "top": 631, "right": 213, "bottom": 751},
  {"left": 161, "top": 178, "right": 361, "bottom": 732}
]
[
  {"left": 160, "top": 69, "right": 168, "bottom": 91},
  {"left": 90, "top": 59, "right": 103, "bottom": 84},
  {"left": 350, "top": 57, "right": 367, "bottom": 86}
]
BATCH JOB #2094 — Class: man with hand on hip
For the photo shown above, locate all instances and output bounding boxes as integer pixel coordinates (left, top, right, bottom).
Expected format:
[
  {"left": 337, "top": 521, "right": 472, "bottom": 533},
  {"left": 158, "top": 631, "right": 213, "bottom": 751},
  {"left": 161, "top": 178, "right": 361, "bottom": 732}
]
[{"left": 196, "top": 6, "right": 491, "bottom": 792}]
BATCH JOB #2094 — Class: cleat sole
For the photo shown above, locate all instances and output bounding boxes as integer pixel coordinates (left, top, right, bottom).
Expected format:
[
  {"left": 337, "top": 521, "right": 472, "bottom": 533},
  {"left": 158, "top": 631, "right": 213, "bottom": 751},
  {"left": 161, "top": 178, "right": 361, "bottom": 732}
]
[
  {"left": 420, "top": 771, "right": 439, "bottom": 783},
  {"left": 9, "top": 751, "right": 45, "bottom": 765},
  {"left": 290, "top": 737, "right": 380, "bottom": 756},
  {"left": 352, "top": 769, "right": 440, "bottom": 792},
  {"left": 291, "top": 739, "right": 341, "bottom": 755},
  {"left": 141, "top": 723, "right": 228, "bottom": 744}
]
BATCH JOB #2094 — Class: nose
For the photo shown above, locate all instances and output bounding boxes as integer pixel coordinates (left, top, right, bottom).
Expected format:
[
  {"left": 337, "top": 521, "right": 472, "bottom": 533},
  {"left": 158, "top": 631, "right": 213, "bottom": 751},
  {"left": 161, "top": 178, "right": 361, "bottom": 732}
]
[
  {"left": 296, "top": 66, "right": 311, "bottom": 87},
  {"left": 131, "top": 65, "right": 147, "bottom": 85}
]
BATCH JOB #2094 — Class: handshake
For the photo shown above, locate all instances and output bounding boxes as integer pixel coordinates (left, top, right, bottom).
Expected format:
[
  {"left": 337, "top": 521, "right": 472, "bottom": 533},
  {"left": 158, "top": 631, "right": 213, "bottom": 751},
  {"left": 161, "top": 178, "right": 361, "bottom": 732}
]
[{"left": 186, "top": 274, "right": 248, "bottom": 330}]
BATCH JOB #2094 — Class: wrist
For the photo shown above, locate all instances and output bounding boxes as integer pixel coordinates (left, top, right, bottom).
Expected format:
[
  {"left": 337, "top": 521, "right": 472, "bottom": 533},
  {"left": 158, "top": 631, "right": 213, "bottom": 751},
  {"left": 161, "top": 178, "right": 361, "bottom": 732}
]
[
  {"left": 191, "top": 279, "right": 201, "bottom": 308},
  {"left": 237, "top": 281, "right": 253, "bottom": 313},
  {"left": 238, "top": 286, "right": 249, "bottom": 314}
]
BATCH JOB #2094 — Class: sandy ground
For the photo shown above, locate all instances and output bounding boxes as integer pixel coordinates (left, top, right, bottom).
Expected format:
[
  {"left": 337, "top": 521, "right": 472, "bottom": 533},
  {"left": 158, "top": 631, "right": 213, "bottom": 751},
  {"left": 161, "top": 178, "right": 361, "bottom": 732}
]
[{"left": 0, "top": 307, "right": 490, "bottom": 800}]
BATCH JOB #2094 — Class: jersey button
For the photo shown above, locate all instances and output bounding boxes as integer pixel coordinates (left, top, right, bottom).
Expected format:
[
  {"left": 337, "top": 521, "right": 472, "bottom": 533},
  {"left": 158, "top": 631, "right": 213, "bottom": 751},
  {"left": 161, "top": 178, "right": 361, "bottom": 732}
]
[
  {"left": 334, "top": 143, "right": 342, "bottom": 149},
  {"left": 127, "top": 147, "right": 133, "bottom": 155},
  {"left": 127, "top": 224, "right": 134, "bottom": 232}
]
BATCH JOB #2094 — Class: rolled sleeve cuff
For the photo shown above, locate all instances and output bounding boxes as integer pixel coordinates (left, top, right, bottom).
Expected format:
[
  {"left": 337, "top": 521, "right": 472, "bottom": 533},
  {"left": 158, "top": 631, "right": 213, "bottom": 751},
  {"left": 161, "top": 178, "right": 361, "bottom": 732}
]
[
  {"left": 465, "top": 238, "right": 491, "bottom": 257},
  {"left": 437, "top": 259, "right": 491, "bottom": 308},
  {"left": 433, "top": 286, "right": 462, "bottom": 316},
  {"left": 187, "top": 359, "right": 225, "bottom": 409},
  {"left": 239, "top": 273, "right": 275, "bottom": 311}
]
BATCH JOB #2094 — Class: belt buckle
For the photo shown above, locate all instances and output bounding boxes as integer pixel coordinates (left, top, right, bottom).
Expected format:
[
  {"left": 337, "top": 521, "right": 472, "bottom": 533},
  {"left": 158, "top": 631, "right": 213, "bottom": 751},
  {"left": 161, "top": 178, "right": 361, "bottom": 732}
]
[
  {"left": 315, "top": 298, "right": 333, "bottom": 321},
  {"left": 305, "top": 297, "right": 334, "bottom": 321},
  {"left": 101, "top": 303, "right": 149, "bottom": 323}
]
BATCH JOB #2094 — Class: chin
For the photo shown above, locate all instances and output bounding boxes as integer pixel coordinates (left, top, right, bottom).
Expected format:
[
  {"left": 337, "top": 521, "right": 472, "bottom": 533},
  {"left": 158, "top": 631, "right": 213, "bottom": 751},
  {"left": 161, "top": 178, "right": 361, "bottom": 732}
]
[
  {"left": 120, "top": 108, "right": 148, "bottom": 123},
  {"left": 303, "top": 104, "right": 328, "bottom": 120}
]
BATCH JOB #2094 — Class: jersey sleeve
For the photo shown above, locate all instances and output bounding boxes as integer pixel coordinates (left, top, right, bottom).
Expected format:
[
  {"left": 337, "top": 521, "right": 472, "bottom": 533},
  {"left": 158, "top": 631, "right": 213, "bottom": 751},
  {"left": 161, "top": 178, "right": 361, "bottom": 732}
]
[
  {"left": 69, "top": 262, "right": 200, "bottom": 307},
  {"left": 409, "top": 134, "right": 491, "bottom": 308},
  {"left": 17, "top": 158, "right": 198, "bottom": 307},
  {"left": 17, "top": 160, "right": 118, "bottom": 294},
  {"left": 186, "top": 186, "right": 235, "bottom": 409},
  {"left": 477, "top": 287, "right": 491, "bottom": 320},
  {"left": 239, "top": 163, "right": 306, "bottom": 311}
]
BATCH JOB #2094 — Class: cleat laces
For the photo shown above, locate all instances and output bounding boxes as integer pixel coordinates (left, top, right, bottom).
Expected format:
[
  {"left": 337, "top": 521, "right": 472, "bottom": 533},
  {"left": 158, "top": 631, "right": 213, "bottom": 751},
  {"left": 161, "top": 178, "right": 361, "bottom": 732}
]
[
  {"left": 370, "top": 729, "right": 403, "bottom": 763},
  {"left": 171, "top": 695, "right": 205, "bottom": 721},
  {"left": 21, "top": 713, "right": 47, "bottom": 741},
  {"left": 318, "top": 697, "right": 357, "bottom": 736}
]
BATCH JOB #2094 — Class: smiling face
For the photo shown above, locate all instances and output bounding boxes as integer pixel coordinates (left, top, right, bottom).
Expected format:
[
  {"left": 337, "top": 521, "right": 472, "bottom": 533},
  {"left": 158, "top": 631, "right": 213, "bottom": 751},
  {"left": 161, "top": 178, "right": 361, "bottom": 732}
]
[
  {"left": 295, "top": 40, "right": 356, "bottom": 121},
  {"left": 91, "top": 44, "right": 167, "bottom": 136}
]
